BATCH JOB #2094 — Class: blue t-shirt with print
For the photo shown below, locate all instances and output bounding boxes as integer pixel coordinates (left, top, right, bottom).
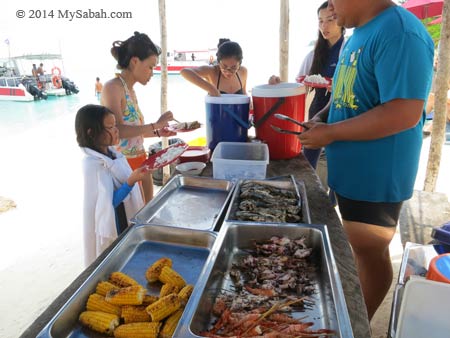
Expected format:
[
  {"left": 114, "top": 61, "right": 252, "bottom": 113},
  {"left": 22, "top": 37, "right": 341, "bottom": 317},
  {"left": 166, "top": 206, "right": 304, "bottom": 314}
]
[{"left": 326, "top": 6, "right": 434, "bottom": 203}]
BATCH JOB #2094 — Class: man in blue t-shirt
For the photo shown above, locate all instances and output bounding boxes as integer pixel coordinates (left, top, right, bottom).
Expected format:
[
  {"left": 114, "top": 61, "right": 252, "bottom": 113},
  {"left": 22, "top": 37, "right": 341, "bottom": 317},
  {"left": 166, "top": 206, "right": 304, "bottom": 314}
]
[{"left": 299, "top": 0, "right": 434, "bottom": 320}]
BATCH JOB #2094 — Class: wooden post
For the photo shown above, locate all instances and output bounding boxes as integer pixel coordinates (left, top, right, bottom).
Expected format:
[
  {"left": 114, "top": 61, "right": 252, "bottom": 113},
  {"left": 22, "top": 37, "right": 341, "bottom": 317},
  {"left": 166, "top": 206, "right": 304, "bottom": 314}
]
[
  {"left": 424, "top": 1, "right": 450, "bottom": 192},
  {"left": 158, "top": 0, "right": 170, "bottom": 184},
  {"left": 279, "top": 0, "right": 289, "bottom": 82}
]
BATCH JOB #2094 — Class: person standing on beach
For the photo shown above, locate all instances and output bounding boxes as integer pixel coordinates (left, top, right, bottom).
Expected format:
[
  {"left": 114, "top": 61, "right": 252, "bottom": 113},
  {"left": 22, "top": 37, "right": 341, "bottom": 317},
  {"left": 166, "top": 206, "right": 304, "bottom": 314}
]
[
  {"left": 95, "top": 77, "right": 103, "bottom": 101},
  {"left": 180, "top": 39, "right": 248, "bottom": 96},
  {"left": 101, "top": 32, "right": 176, "bottom": 203},
  {"left": 75, "top": 104, "right": 152, "bottom": 266},
  {"left": 299, "top": 0, "right": 434, "bottom": 320}
]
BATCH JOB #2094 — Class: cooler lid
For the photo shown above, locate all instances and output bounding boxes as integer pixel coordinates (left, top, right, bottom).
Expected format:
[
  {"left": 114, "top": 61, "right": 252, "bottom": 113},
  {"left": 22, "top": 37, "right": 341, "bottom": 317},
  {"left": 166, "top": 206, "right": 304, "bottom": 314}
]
[
  {"left": 436, "top": 255, "right": 450, "bottom": 279},
  {"left": 252, "top": 82, "right": 306, "bottom": 98},
  {"left": 431, "top": 221, "right": 450, "bottom": 245},
  {"left": 205, "top": 94, "right": 250, "bottom": 104},
  {"left": 427, "top": 254, "right": 450, "bottom": 282}
]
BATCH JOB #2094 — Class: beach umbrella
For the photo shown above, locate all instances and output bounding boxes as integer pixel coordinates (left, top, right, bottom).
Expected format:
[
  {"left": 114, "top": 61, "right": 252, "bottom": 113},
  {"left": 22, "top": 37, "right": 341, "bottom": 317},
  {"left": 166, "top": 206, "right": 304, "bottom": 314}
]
[
  {"left": 428, "top": 15, "right": 443, "bottom": 25},
  {"left": 403, "top": 0, "right": 444, "bottom": 19}
]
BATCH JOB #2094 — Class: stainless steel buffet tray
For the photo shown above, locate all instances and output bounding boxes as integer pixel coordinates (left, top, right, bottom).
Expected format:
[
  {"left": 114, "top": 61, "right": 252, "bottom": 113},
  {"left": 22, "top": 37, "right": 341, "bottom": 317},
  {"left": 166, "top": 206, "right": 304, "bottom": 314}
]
[
  {"left": 224, "top": 175, "right": 311, "bottom": 224},
  {"left": 176, "top": 222, "right": 354, "bottom": 338},
  {"left": 131, "top": 175, "right": 234, "bottom": 231},
  {"left": 37, "top": 224, "right": 217, "bottom": 338}
]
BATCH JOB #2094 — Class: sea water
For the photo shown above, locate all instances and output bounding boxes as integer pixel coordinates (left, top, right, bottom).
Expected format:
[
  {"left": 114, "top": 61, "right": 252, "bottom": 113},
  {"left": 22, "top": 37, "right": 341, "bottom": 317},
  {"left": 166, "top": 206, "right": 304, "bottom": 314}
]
[{"left": 0, "top": 75, "right": 206, "bottom": 140}]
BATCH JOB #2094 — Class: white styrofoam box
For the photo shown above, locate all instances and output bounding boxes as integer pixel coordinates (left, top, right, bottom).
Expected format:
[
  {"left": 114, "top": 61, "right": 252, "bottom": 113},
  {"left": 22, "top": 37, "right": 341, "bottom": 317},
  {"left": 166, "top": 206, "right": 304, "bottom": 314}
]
[
  {"left": 211, "top": 142, "right": 269, "bottom": 181},
  {"left": 395, "top": 276, "right": 450, "bottom": 338}
]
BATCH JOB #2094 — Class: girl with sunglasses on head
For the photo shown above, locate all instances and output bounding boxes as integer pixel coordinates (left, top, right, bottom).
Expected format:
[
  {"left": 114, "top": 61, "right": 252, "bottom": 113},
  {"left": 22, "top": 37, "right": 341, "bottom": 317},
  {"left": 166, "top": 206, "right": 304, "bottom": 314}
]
[
  {"left": 101, "top": 32, "right": 176, "bottom": 203},
  {"left": 75, "top": 104, "right": 152, "bottom": 266},
  {"left": 181, "top": 38, "right": 248, "bottom": 96}
]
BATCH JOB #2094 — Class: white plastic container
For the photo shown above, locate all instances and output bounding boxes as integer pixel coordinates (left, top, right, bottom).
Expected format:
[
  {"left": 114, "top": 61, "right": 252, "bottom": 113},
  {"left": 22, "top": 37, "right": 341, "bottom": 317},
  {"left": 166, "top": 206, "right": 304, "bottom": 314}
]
[
  {"left": 395, "top": 276, "right": 450, "bottom": 338},
  {"left": 211, "top": 142, "right": 269, "bottom": 180}
]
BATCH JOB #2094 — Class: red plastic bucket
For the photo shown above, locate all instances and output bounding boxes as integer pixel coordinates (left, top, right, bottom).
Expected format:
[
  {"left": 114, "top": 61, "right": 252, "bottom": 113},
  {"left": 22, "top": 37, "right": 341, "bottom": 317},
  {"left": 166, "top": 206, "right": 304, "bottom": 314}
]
[{"left": 252, "top": 83, "right": 306, "bottom": 160}]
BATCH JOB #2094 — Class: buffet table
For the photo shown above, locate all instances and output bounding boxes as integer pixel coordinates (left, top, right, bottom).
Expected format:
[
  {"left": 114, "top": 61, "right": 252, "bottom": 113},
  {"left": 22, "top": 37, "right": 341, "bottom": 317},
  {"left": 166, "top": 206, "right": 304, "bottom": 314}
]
[{"left": 20, "top": 154, "right": 371, "bottom": 338}]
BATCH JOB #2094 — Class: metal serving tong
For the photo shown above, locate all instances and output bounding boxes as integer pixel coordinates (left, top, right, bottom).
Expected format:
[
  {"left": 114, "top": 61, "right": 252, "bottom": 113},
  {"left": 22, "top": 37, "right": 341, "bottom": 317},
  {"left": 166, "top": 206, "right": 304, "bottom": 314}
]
[
  {"left": 270, "top": 125, "right": 303, "bottom": 135},
  {"left": 274, "top": 113, "right": 310, "bottom": 130},
  {"left": 270, "top": 113, "right": 309, "bottom": 135}
]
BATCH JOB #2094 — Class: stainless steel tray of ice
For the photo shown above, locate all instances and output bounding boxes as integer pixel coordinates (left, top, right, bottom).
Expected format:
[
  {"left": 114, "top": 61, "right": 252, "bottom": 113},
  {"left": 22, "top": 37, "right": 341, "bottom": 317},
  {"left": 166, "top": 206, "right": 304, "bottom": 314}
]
[
  {"left": 224, "top": 175, "right": 311, "bottom": 224},
  {"left": 131, "top": 175, "right": 235, "bottom": 231},
  {"left": 176, "top": 222, "right": 353, "bottom": 337},
  {"left": 37, "top": 224, "right": 217, "bottom": 338}
]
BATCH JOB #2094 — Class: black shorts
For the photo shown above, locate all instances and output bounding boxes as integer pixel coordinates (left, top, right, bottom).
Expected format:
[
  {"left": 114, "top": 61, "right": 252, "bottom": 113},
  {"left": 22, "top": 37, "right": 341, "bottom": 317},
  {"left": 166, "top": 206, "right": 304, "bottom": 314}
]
[{"left": 336, "top": 194, "right": 403, "bottom": 227}]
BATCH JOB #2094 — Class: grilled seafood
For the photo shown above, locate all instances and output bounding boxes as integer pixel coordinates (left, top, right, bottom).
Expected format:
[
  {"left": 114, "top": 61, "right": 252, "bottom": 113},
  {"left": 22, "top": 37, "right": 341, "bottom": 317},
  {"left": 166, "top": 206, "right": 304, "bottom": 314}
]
[
  {"left": 173, "top": 120, "right": 201, "bottom": 130},
  {"left": 201, "top": 298, "right": 336, "bottom": 337},
  {"left": 235, "top": 181, "right": 302, "bottom": 223},
  {"left": 232, "top": 237, "right": 315, "bottom": 298},
  {"left": 240, "top": 182, "right": 297, "bottom": 199}
]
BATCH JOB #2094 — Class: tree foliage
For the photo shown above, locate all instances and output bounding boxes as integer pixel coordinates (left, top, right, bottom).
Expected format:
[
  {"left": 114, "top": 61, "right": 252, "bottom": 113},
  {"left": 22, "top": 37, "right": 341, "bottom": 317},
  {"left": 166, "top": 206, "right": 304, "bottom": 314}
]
[{"left": 423, "top": 18, "right": 442, "bottom": 47}]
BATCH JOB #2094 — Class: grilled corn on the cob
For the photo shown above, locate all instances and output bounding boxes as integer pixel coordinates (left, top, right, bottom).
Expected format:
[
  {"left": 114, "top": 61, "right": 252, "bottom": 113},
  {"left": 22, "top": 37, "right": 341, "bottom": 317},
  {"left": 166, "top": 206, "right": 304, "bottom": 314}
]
[
  {"left": 159, "top": 283, "right": 180, "bottom": 298},
  {"left": 145, "top": 294, "right": 181, "bottom": 322},
  {"left": 109, "top": 271, "right": 139, "bottom": 287},
  {"left": 114, "top": 322, "right": 161, "bottom": 338},
  {"left": 178, "top": 284, "right": 194, "bottom": 306},
  {"left": 105, "top": 285, "right": 146, "bottom": 305},
  {"left": 96, "top": 281, "right": 119, "bottom": 296},
  {"left": 145, "top": 257, "right": 172, "bottom": 282},
  {"left": 121, "top": 305, "right": 151, "bottom": 323},
  {"left": 158, "top": 266, "right": 186, "bottom": 289},
  {"left": 159, "top": 309, "right": 183, "bottom": 338},
  {"left": 86, "top": 293, "right": 121, "bottom": 316},
  {"left": 79, "top": 310, "right": 119, "bottom": 336},
  {"left": 142, "top": 295, "right": 159, "bottom": 306}
]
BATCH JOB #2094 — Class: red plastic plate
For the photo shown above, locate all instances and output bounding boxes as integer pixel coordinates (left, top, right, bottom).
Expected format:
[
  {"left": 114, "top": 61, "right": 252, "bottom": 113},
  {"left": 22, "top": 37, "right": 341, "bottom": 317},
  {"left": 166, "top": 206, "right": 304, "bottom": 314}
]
[
  {"left": 179, "top": 146, "right": 210, "bottom": 163},
  {"left": 141, "top": 142, "right": 188, "bottom": 169}
]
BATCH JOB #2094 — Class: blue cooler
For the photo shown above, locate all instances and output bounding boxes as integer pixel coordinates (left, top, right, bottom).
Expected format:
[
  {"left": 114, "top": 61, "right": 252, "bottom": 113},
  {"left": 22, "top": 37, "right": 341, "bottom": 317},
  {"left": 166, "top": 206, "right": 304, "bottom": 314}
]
[
  {"left": 431, "top": 221, "right": 450, "bottom": 254},
  {"left": 205, "top": 94, "right": 250, "bottom": 151}
]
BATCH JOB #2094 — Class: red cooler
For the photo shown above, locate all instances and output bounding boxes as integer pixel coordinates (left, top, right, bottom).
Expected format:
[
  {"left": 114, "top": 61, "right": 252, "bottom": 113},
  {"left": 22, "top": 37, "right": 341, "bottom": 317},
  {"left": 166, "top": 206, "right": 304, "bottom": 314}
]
[{"left": 252, "top": 83, "right": 306, "bottom": 160}]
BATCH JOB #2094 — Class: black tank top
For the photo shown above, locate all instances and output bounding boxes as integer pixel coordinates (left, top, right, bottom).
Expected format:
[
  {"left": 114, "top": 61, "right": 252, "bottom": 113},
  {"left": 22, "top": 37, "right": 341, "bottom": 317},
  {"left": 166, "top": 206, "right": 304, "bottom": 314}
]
[{"left": 216, "top": 71, "right": 244, "bottom": 94}]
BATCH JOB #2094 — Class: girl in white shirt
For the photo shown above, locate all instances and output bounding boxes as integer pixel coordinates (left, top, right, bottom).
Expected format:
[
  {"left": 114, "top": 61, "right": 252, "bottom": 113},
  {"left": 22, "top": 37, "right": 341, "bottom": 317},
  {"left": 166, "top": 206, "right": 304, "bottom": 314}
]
[{"left": 75, "top": 104, "right": 152, "bottom": 266}]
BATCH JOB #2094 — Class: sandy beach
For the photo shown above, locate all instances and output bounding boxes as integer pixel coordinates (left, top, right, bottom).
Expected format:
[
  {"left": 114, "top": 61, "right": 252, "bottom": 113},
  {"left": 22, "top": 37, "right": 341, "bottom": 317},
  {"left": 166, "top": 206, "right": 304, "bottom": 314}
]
[{"left": 0, "top": 112, "right": 449, "bottom": 337}]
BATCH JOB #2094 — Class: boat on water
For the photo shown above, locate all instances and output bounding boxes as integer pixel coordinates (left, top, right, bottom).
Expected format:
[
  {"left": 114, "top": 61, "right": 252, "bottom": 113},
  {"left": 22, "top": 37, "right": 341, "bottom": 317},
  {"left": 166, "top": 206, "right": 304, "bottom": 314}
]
[
  {"left": 0, "top": 76, "right": 38, "bottom": 102},
  {"left": 0, "top": 53, "right": 79, "bottom": 102},
  {"left": 154, "top": 49, "right": 217, "bottom": 75}
]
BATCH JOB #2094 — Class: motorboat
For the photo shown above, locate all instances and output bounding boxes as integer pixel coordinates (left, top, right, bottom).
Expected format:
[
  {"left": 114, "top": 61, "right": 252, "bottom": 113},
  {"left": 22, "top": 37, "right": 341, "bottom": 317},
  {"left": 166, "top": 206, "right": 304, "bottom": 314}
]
[
  {"left": 154, "top": 48, "right": 217, "bottom": 75},
  {"left": 0, "top": 75, "right": 40, "bottom": 102},
  {"left": 0, "top": 53, "right": 79, "bottom": 101},
  {"left": 0, "top": 64, "right": 46, "bottom": 101}
]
